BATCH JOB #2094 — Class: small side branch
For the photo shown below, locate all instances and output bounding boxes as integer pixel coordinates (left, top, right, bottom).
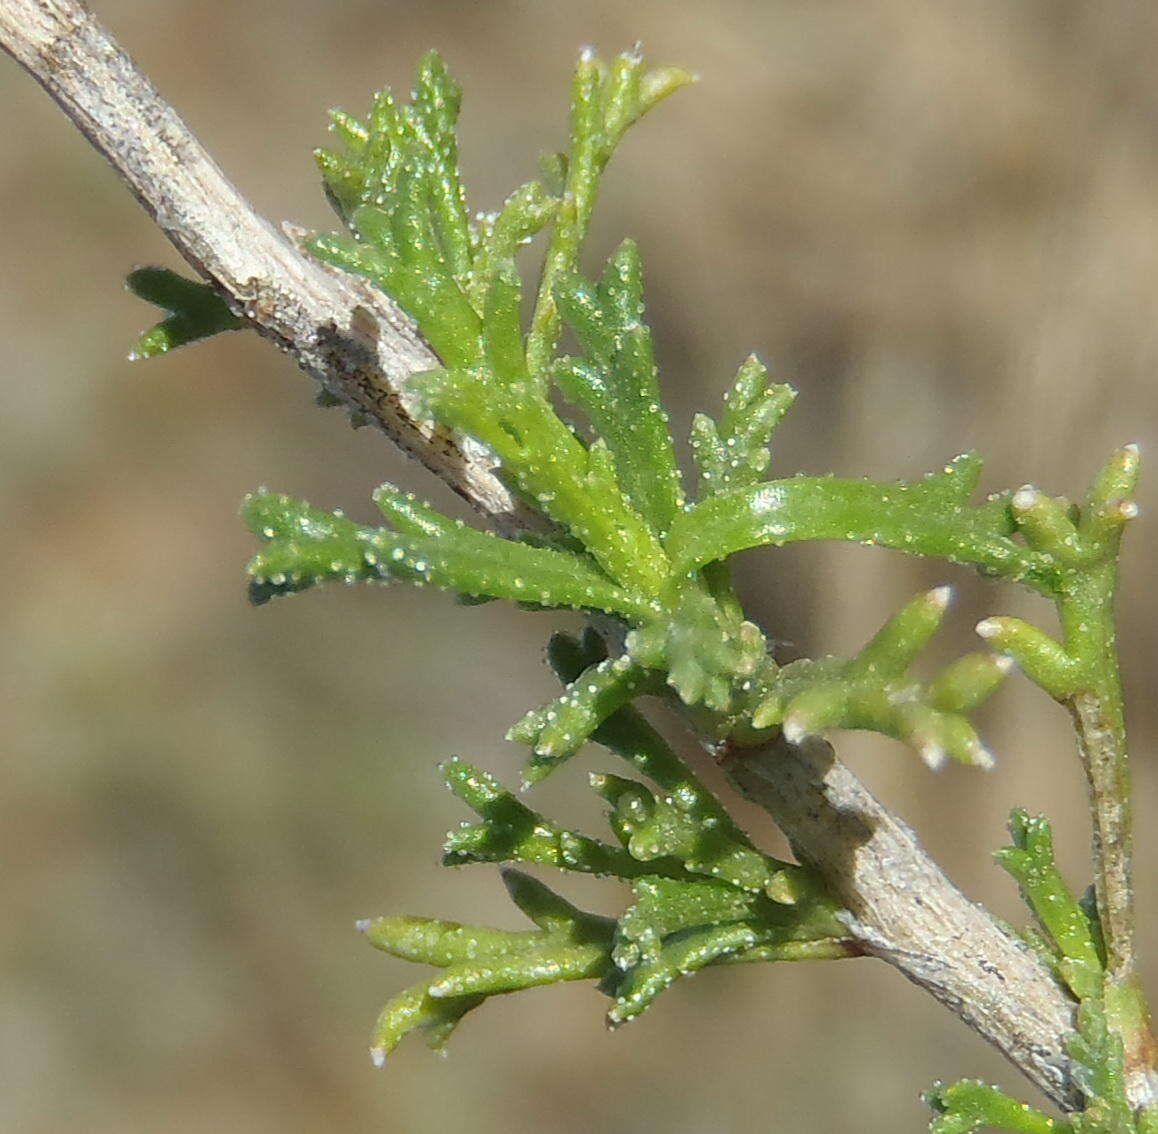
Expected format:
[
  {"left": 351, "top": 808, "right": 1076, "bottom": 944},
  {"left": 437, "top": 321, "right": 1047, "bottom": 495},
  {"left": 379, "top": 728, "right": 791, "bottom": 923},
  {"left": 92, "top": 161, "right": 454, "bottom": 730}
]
[{"left": 1070, "top": 687, "right": 1134, "bottom": 983}]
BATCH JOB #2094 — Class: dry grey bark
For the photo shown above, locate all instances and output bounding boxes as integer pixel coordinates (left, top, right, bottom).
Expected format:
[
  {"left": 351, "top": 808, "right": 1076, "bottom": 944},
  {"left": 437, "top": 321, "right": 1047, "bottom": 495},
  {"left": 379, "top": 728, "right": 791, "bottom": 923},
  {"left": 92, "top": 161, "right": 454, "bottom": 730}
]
[
  {"left": 0, "top": 0, "right": 1082, "bottom": 1112},
  {"left": 726, "top": 736, "right": 1079, "bottom": 1109},
  {"left": 0, "top": 0, "right": 530, "bottom": 530}
]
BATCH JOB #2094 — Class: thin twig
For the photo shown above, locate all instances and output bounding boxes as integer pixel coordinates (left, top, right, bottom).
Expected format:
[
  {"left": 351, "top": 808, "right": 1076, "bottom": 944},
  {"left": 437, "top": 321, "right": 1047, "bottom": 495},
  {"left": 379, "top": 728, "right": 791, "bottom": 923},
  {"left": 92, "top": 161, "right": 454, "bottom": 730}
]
[{"left": 1, "top": 0, "right": 1083, "bottom": 1110}]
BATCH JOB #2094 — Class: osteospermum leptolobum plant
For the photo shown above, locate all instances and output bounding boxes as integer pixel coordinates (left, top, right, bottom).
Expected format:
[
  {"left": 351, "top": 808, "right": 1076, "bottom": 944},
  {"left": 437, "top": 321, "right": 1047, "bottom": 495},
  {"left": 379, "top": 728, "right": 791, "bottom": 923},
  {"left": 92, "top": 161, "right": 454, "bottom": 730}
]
[{"left": 120, "top": 45, "right": 1154, "bottom": 1134}]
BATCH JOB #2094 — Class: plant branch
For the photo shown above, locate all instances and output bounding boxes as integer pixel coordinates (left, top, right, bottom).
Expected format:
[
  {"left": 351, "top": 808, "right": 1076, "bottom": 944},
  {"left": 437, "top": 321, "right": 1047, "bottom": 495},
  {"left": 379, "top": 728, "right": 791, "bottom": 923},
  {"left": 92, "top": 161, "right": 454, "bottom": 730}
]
[
  {"left": 1059, "top": 560, "right": 1156, "bottom": 1101},
  {"left": 1059, "top": 564, "right": 1135, "bottom": 987},
  {"left": 1071, "top": 687, "right": 1133, "bottom": 974},
  {"left": 0, "top": 0, "right": 530, "bottom": 530},
  {"left": 725, "top": 734, "right": 1080, "bottom": 1111},
  {"left": 1, "top": 0, "right": 1086, "bottom": 1111}
]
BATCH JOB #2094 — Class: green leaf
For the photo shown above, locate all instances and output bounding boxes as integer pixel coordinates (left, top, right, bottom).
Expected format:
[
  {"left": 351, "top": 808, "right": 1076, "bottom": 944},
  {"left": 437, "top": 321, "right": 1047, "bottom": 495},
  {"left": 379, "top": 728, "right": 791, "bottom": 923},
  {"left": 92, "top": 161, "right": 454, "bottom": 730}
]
[
  {"left": 590, "top": 771, "right": 807, "bottom": 904},
  {"left": 499, "top": 868, "right": 616, "bottom": 939},
  {"left": 526, "top": 47, "right": 693, "bottom": 377},
  {"left": 310, "top": 53, "right": 485, "bottom": 368},
  {"left": 609, "top": 917, "right": 763, "bottom": 1025},
  {"left": 423, "top": 940, "right": 609, "bottom": 999},
  {"left": 1084, "top": 444, "right": 1140, "bottom": 534},
  {"left": 307, "top": 48, "right": 690, "bottom": 596},
  {"left": 360, "top": 517, "right": 651, "bottom": 616},
  {"left": 605, "top": 875, "right": 850, "bottom": 1025},
  {"left": 361, "top": 871, "right": 614, "bottom": 1062},
  {"left": 1009, "top": 486, "right": 1085, "bottom": 564},
  {"left": 510, "top": 653, "right": 661, "bottom": 781},
  {"left": 974, "top": 617, "right": 1079, "bottom": 700},
  {"left": 360, "top": 914, "right": 550, "bottom": 968},
  {"left": 244, "top": 486, "right": 655, "bottom": 618},
  {"left": 995, "top": 810, "right": 1103, "bottom": 1001},
  {"left": 242, "top": 491, "right": 370, "bottom": 604},
  {"left": 546, "top": 629, "right": 737, "bottom": 811},
  {"left": 408, "top": 51, "right": 472, "bottom": 282},
  {"left": 553, "top": 240, "right": 684, "bottom": 532},
  {"left": 468, "top": 180, "right": 558, "bottom": 313},
  {"left": 440, "top": 756, "right": 682, "bottom": 879},
  {"left": 750, "top": 588, "right": 1006, "bottom": 770},
  {"left": 411, "top": 365, "right": 672, "bottom": 595},
  {"left": 925, "top": 1079, "right": 1069, "bottom": 1133},
  {"left": 926, "top": 652, "right": 1017, "bottom": 714},
  {"left": 627, "top": 583, "right": 765, "bottom": 712},
  {"left": 368, "top": 981, "right": 485, "bottom": 1064},
  {"left": 541, "top": 629, "right": 819, "bottom": 906},
  {"left": 126, "top": 267, "right": 243, "bottom": 358},
  {"left": 665, "top": 454, "right": 1062, "bottom": 594},
  {"left": 691, "top": 356, "right": 796, "bottom": 497}
]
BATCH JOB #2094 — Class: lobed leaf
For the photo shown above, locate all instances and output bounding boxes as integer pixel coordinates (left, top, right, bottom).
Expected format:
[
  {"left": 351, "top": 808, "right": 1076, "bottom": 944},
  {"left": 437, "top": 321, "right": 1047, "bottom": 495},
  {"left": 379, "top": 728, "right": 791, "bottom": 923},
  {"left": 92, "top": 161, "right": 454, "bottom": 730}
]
[
  {"left": 605, "top": 875, "right": 851, "bottom": 1025},
  {"left": 750, "top": 589, "right": 1008, "bottom": 770},
  {"left": 544, "top": 630, "right": 755, "bottom": 838},
  {"left": 526, "top": 48, "right": 692, "bottom": 376},
  {"left": 127, "top": 267, "right": 243, "bottom": 358},
  {"left": 995, "top": 810, "right": 1103, "bottom": 1001},
  {"left": 310, "top": 52, "right": 487, "bottom": 367},
  {"left": 553, "top": 240, "right": 684, "bottom": 533},
  {"left": 510, "top": 653, "right": 661, "bottom": 781},
  {"left": 440, "top": 756, "right": 683, "bottom": 880},
  {"left": 665, "top": 454, "right": 1062, "bottom": 593},
  {"left": 243, "top": 487, "right": 655, "bottom": 618},
  {"left": 925, "top": 1080, "right": 1069, "bottom": 1134},
  {"left": 361, "top": 871, "right": 614, "bottom": 1062},
  {"left": 467, "top": 180, "right": 558, "bottom": 314},
  {"left": 627, "top": 583, "right": 766, "bottom": 712},
  {"left": 369, "top": 981, "right": 485, "bottom": 1063},
  {"left": 242, "top": 491, "right": 370, "bottom": 604},
  {"left": 411, "top": 365, "right": 672, "bottom": 595},
  {"left": 691, "top": 355, "right": 796, "bottom": 497}
]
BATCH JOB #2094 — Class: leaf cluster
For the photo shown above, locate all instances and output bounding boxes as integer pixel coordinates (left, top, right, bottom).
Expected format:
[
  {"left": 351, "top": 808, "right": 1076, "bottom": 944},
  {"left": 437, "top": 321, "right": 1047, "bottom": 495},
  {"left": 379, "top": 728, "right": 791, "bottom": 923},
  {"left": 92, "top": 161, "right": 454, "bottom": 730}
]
[
  {"left": 230, "top": 50, "right": 1138, "bottom": 1069},
  {"left": 127, "top": 46, "right": 1147, "bottom": 1122},
  {"left": 359, "top": 627, "right": 851, "bottom": 1059}
]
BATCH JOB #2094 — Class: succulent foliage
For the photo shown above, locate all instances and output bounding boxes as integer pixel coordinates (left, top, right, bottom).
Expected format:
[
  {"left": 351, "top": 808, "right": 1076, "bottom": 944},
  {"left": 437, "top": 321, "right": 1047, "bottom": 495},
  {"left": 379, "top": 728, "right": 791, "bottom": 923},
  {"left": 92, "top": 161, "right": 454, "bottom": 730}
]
[{"left": 130, "top": 45, "right": 1147, "bottom": 1129}]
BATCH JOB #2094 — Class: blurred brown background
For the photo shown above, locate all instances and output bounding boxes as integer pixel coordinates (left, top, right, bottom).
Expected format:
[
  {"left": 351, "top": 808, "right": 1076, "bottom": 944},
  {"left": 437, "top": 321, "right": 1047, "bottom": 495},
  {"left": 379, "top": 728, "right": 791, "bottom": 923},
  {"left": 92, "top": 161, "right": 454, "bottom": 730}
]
[{"left": 2, "top": 2, "right": 1157, "bottom": 1131}]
